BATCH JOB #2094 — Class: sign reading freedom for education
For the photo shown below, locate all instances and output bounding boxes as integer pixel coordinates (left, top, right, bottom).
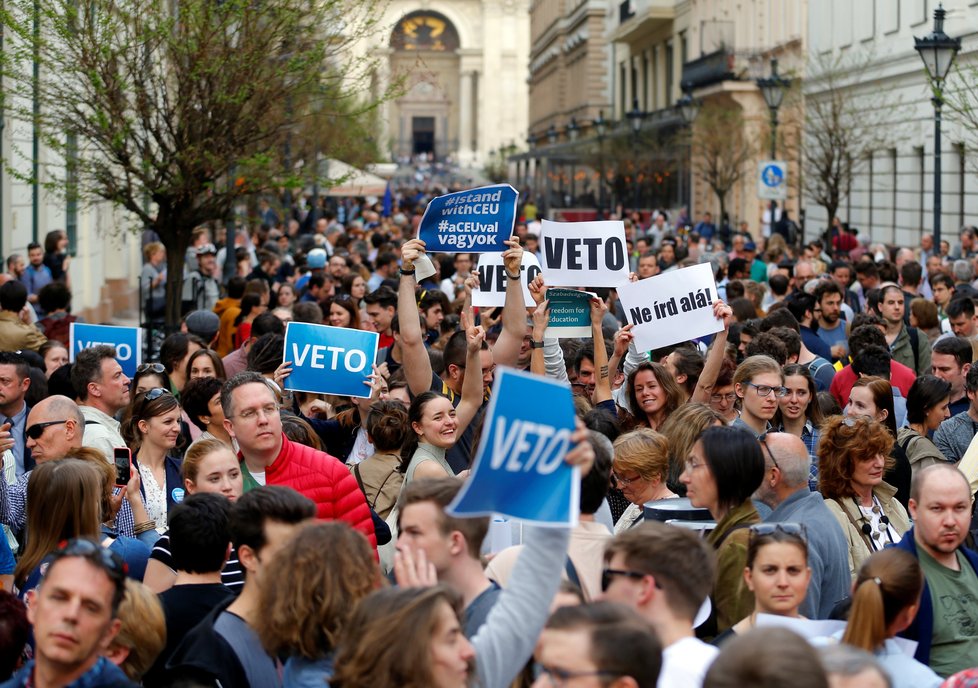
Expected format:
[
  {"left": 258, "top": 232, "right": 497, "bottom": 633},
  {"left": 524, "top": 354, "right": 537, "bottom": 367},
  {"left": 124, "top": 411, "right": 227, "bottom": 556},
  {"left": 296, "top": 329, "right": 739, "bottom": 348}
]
[
  {"left": 448, "top": 368, "right": 580, "bottom": 526},
  {"left": 69, "top": 323, "right": 142, "bottom": 379},
  {"left": 539, "top": 220, "right": 630, "bottom": 287},
  {"left": 472, "top": 252, "right": 541, "bottom": 308},
  {"left": 545, "top": 288, "right": 594, "bottom": 339},
  {"left": 616, "top": 263, "right": 723, "bottom": 352},
  {"left": 418, "top": 184, "right": 519, "bottom": 253},
  {"left": 282, "top": 322, "right": 379, "bottom": 399},
  {"left": 758, "top": 160, "right": 788, "bottom": 200}
]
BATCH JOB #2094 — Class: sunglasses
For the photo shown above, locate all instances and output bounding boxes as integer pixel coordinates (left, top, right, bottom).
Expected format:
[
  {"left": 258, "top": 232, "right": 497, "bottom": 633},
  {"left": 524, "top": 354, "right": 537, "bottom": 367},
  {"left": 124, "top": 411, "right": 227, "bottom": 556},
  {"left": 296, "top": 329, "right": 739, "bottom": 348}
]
[
  {"left": 748, "top": 522, "right": 808, "bottom": 543},
  {"left": 26, "top": 420, "right": 68, "bottom": 440},
  {"left": 54, "top": 537, "right": 128, "bottom": 578},
  {"left": 136, "top": 362, "right": 166, "bottom": 375},
  {"left": 141, "top": 387, "right": 172, "bottom": 402},
  {"left": 757, "top": 432, "right": 780, "bottom": 469}
]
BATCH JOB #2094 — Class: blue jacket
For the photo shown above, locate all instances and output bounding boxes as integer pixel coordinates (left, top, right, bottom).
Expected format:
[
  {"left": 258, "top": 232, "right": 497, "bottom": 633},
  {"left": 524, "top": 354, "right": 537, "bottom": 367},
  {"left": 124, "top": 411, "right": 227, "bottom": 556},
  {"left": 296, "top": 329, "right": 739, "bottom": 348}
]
[
  {"left": 1, "top": 656, "right": 136, "bottom": 687},
  {"left": 893, "top": 528, "right": 978, "bottom": 665},
  {"left": 133, "top": 454, "right": 184, "bottom": 512}
]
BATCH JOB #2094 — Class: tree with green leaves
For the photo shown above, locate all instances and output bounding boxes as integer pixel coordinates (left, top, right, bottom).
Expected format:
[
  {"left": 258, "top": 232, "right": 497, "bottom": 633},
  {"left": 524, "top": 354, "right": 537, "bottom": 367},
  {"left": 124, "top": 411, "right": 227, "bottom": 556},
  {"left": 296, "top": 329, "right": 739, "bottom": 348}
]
[{"left": 0, "top": 0, "right": 391, "bottom": 329}]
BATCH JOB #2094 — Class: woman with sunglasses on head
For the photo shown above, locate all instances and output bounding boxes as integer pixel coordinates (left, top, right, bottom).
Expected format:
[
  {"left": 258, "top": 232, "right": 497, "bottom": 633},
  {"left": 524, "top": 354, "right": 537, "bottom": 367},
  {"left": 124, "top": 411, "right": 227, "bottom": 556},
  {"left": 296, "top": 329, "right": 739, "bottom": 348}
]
[
  {"left": 680, "top": 425, "right": 766, "bottom": 634},
  {"left": 328, "top": 295, "right": 362, "bottom": 330},
  {"left": 121, "top": 388, "right": 184, "bottom": 534},
  {"left": 841, "top": 548, "right": 942, "bottom": 688},
  {"left": 611, "top": 429, "right": 677, "bottom": 533},
  {"left": 132, "top": 362, "right": 172, "bottom": 397},
  {"left": 818, "top": 415, "right": 911, "bottom": 579},
  {"left": 896, "top": 375, "right": 952, "bottom": 480},
  {"left": 777, "top": 364, "right": 825, "bottom": 491},
  {"left": 847, "top": 376, "right": 912, "bottom": 508},
  {"left": 713, "top": 524, "right": 811, "bottom": 645},
  {"left": 731, "top": 355, "right": 784, "bottom": 437},
  {"left": 143, "top": 438, "right": 245, "bottom": 593}
]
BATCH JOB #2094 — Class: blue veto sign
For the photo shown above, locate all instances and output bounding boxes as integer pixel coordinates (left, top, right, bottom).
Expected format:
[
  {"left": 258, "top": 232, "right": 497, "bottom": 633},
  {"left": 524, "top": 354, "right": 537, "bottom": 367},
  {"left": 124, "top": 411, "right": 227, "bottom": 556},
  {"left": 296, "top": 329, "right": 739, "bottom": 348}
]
[
  {"left": 283, "top": 322, "right": 379, "bottom": 398},
  {"left": 69, "top": 323, "right": 142, "bottom": 379},
  {"left": 448, "top": 368, "right": 579, "bottom": 526},
  {"left": 418, "top": 184, "right": 518, "bottom": 253}
]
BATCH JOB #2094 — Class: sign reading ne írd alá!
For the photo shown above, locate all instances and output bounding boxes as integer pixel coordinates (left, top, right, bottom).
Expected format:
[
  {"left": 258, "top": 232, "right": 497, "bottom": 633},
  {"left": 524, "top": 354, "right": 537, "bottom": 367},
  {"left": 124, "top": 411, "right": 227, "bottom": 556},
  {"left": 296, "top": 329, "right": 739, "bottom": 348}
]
[
  {"left": 544, "top": 288, "right": 595, "bottom": 339},
  {"left": 69, "top": 323, "right": 143, "bottom": 379},
  {"left": 448, "top": 368, "right": 579, "bottom": 526},
  {"left": 615, "top": 263, "right": 723, "bottom": 352},
  {"left": 282, "top": 322, "right": 379, "bottom": 398},
  {"left": 471, "top": 252, "right": 541, "bottom": 308},
  {"left": 539, "top": 220, "right": 630, "bottom": 287},
  {"left": 418, "top": 184, "right": 519, "bottom": 253}
]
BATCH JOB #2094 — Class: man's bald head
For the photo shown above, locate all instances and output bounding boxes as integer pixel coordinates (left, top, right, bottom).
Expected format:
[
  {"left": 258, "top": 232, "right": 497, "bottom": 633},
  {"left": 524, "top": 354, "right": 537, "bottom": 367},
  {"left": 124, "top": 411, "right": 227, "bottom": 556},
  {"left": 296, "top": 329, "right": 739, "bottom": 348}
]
[
  {"left": 910, "top": 463, "right": 971, "bottom": 504},
  {"left": 25, "top": 394, "right": 85, "bottom": 463},
  {"left": 763, "top": 432, "right": 811, "bottom": 490}
]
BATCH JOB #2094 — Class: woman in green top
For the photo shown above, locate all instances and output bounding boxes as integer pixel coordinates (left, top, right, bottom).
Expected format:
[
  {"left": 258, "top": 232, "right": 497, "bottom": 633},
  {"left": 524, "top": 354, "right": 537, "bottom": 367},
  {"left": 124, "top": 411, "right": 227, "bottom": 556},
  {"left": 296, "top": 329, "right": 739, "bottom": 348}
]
[
  {"left": 681, "top": 425, "right": 766, "bottom": 634},
  {"left": 897, "top": 375, "right": 951, "bottom": 480}
]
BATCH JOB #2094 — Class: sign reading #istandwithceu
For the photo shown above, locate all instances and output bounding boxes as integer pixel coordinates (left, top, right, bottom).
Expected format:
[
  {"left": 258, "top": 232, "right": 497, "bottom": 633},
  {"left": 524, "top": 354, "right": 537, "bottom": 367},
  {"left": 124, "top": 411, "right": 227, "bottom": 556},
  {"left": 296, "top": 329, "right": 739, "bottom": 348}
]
[
  {"left": 539, "top": 220, "right": 630, "bottom": 287},
  {"left": 69, "top": 323, "right": 142, "bottom": 379},
  {"left": 448, "top": 368, "right": 580, "bottom": 526},
  {"left": 282, "top": 322, "right": 379, "bottom": 399},
  {"left": 418, "top": 184, "right": 519, "bottom": 253},
  {"left": 616, "top": 263, "right": 723, "bottom": 352}
]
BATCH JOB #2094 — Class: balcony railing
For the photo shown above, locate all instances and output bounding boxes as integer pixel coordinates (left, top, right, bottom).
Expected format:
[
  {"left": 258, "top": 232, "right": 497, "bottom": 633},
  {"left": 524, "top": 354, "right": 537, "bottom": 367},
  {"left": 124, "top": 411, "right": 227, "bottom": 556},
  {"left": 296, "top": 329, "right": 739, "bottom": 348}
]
[{"left": 681, "top": 48, "right": 736, "bottom": 90}]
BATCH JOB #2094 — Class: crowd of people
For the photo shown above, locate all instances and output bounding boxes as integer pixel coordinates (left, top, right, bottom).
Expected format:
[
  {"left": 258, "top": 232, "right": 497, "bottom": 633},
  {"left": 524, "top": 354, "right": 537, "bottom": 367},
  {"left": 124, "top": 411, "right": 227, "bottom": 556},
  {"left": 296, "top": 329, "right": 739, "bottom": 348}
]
[{"left": 2, "top": 195, "right": 978, "bottom": 688}]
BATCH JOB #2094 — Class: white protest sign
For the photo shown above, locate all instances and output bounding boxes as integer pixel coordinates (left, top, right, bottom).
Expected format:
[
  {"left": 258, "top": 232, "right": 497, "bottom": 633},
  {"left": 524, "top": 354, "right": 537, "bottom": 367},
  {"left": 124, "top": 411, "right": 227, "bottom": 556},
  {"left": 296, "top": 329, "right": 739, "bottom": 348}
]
[
  {"left": 472, "top": 252, "right": 541, "bottom": 308},
  {"left": 539, "top": 220, "right": 630, "bottom": 287},
  {"left": 616, "top": 263, "right": 723, "bottom": 352}
]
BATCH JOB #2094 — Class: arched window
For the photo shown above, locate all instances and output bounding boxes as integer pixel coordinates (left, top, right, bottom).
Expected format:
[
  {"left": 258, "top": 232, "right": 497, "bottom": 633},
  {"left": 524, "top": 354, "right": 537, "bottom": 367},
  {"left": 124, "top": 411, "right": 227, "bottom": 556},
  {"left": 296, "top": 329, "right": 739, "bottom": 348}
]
[{"left": 390, "top": 11, "right": 459, "bottom": 52}]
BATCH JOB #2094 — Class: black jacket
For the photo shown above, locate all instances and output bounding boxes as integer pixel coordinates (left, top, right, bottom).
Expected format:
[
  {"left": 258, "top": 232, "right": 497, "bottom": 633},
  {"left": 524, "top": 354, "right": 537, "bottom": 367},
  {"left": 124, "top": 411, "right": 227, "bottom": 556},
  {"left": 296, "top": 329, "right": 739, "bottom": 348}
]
[{"left": 163, "top": 597, "right": 249, "bottom": 687}]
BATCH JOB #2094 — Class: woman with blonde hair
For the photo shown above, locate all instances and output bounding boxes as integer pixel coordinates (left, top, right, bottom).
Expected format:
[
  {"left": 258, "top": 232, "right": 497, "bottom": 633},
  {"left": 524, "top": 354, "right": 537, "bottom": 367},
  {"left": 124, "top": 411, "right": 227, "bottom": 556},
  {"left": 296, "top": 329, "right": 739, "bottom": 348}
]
[
  {"left": 612, "top": 429, "right": 677, "bottom": 532},
  {"left": 841, "top": 549, "right": 941, "bottom": 687},
  {"left": 105, "top": 580, "right": 167, "bottom": 683},
  {"left": 257, "top": 522, "right": 381, "bottom": 686},
  {"left": 659, "top": 402, "right": 723, "bottom": 494},
  {"left": 732, "top": 355, "right": 785, "bottom": 437},
  {"left": 818, "top": 416, "right": 911, "bottom": 578}
]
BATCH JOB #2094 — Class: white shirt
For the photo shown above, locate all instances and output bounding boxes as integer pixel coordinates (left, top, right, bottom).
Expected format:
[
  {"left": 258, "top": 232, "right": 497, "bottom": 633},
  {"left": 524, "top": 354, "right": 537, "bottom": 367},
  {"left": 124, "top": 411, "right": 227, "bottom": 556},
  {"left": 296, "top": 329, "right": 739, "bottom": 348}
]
[{"left": 658, "top": 637, "right": 719, "bottom": 688}]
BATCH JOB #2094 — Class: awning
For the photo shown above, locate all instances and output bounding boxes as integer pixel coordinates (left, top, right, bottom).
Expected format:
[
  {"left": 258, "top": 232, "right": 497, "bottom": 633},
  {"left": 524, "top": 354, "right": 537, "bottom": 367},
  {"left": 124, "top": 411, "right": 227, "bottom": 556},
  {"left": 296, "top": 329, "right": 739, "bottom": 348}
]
[{"left": 323, "top": 159, "right": 388, "bottom": 197}]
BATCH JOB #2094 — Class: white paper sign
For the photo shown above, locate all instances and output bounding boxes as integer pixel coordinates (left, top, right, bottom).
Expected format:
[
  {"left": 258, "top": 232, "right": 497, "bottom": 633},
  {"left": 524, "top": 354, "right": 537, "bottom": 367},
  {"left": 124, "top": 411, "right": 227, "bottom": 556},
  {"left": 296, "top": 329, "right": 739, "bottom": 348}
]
[
  {"left": 616, "top": 263, "right": 723, "bottom": 352},
  {"left": 472, "top": 252, "right": 541, "bottom": 308},
  {"left": 539, "top": 220, "right": 630, "bottom": 287}
]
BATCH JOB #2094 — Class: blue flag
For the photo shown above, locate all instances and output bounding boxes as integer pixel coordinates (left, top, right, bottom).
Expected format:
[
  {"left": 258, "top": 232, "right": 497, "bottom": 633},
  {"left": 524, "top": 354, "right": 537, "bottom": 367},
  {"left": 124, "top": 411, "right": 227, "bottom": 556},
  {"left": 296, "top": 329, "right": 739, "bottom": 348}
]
[
  {"left": 382, "top": 182, "right": 393, "bottom": 218},
  {"left": 447, "top": 368, "right": 579, "bottom": 526},
  {"left": 282, "top": 322, "right": 379, "bottom": 398},
  {"left": 69, "top": 323, "right": 142, "bottom": 379},
  {"left": 418, "top": 184, "right": 518, "bottom": 253}
]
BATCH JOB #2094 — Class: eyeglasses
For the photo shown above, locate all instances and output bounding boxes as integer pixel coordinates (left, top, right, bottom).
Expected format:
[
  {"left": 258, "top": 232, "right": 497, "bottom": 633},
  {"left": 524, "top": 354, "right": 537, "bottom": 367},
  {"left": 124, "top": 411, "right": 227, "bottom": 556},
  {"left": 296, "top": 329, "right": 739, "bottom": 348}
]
[
  {"left": 26, "top": 419, "right": 68, "bottom": 440},
  {"left": 747, "top": 382, "right": 788, "bottom": 398},
  {"left": 611, "top": 472, "right": 642, "bottom": 487},
  {"left": 141, "top": 387, "right": 172, "bottom": 402},
  {"left": 757, "top": 432, "right": 780, "bottom": 470},
  {"left": 600, "top": 568, "right": 647, "bottom": 592},
  {"left": 710, "top": 392, "right": 737, "bottom": 404},
  {"left": 136, "top": 362, "right": 166, "bottom": 375},
  {"left": 53, "top": 538, "right": 128, "bottom": 579},
  {"left": 237, "top": 402, "right": 280, "bottom": 421},
  {"left": 533, "top": 665, "right": 621, "bottom": 687},
  {"left": 748, "top": 522, "right": 808, "bottom": 544}
]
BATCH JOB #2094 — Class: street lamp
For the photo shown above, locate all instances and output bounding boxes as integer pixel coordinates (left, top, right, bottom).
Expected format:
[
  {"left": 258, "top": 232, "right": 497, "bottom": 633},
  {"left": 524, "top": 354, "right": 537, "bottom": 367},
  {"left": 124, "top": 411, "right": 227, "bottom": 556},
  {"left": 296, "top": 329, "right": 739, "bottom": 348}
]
[
  {"left": 756, "top": 57, "right": 792, "bottom": 160},
  {"left": 676, "top": 90, "right": 701, "bottom": 224},
  {"left": 626, "top": 99, "right": 645, "bottom": 210},
  {"left": 593, "top": 111, "right": 608, "bottom": 215},
  {"left": 915, "top": 2, "right": 961, "bottom": 251},
  {"left": 546, "top": 124, "right": 558, "bottom": 146},
  {"left": 567, "top": 117, "right": 579, "bottom": 142}
]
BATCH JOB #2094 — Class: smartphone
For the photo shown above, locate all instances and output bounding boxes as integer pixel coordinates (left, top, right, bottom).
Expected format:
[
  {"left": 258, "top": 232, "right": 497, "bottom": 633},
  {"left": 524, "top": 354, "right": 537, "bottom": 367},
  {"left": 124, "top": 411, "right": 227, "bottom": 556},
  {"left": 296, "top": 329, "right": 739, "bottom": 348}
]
[{"left": 113, "top": 448, "right": 132, "bottom": 487}]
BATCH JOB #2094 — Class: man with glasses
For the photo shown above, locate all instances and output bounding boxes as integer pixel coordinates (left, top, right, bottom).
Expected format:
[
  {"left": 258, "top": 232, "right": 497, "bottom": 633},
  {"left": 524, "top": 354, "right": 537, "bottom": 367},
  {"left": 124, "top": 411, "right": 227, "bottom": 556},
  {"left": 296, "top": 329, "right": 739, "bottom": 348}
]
[
  {"left": 601, "top": 522, "right": 718, "bottom": 687},
  {"left": 753, "top": 433, "right": 850, "bottom": 619},
  {"left": 220, "top": 371, "right": 376, "bottom": 548},
  {"left": 1, "top": 539, "right": 133, "bottom": 688},
  {"left": 532, "top": 602, "right": 661, "bottom": 688},
  {"left": 71, "top": 345, "right": 130, "bottom": 461}
]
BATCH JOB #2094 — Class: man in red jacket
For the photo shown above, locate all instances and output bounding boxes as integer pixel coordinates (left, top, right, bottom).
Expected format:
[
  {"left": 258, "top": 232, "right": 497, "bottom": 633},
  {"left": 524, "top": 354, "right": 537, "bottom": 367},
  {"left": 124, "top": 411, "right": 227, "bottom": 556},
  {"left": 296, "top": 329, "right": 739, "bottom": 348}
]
[{"left": 221, "top": 371, "right": 377, "bottom": 548}]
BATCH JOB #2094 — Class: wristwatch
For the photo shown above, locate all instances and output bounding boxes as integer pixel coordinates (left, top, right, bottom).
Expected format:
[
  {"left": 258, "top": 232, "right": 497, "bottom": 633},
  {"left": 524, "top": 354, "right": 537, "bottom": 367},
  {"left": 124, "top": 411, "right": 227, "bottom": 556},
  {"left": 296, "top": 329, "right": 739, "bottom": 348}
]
[{"left": 530, "top": 340, "right": 545, "bottom": 349}]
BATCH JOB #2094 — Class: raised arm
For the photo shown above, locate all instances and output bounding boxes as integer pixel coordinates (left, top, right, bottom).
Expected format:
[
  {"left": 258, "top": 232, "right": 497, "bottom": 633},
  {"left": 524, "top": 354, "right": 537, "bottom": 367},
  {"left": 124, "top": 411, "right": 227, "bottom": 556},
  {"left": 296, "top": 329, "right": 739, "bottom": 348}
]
[
  {"left": 690, "top": 300, "right": 733, "bottom": 404},
  {"left": 590, "top": 298, "right": 612, "bottom": 404},
  {"left": 491, "top": 238, "right": 527, "bottom": 368},
  {"left": 454, "top": 312, "right": 487, "bottom": 437},
  {"left": 528, "top": 274, "right": 568, "bottom": 382},
  {"left": 530, "top": 300, "right": 549, "bottom": 378},
  {"left": 398, "top": 239, "right": 434, "bottom": 396}
]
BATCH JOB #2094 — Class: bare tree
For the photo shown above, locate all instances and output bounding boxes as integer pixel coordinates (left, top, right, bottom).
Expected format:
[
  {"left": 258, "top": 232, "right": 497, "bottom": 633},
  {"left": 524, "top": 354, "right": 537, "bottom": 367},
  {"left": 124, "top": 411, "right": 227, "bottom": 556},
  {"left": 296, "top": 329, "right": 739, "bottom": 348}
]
[
  {"left": 0, "top": 0, "right": 392, "bottom": 328},
  {"left": 800, "top": 51, "right": 891, "bottom": 233},
  {"left": 692, "top": 103, "right": 755, "bottom": 227}
]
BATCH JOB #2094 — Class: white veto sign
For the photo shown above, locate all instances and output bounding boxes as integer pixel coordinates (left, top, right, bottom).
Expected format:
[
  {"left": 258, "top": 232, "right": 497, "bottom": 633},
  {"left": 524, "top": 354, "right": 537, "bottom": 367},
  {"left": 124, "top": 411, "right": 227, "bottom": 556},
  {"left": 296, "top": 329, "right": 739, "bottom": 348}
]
[
  {"left": 539, "top": 220, "right": 630, "bottom": 287},
  {"left": 616, "top": 263, "right": 723, "bottom": 352},
  {"left": 758, "top": 161, "right": 787, "bottom": 200}
]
